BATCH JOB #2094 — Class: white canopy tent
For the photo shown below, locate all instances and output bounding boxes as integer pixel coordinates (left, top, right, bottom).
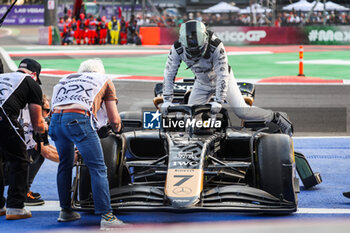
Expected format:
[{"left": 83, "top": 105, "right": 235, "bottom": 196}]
[
  {"left": 310, "top": 1, "right": 350, "bottom": 11},
  {"left": 239, "top": 3, "right": 272, "bottom": 14},
  {"left": 203, "top": 2, "right": 240, "bottom": 13},
  {"left": 283, "top": 0, "right": 350, "bottom": 12},
  {"left": 310, "top": 1, "right": 325, "bottom": 11},
  {"left": 325, "top": 1, "right": 350, "bottom": 11},
  {"left": 282, "top": 0, "right": 313, "bottom": 11}
]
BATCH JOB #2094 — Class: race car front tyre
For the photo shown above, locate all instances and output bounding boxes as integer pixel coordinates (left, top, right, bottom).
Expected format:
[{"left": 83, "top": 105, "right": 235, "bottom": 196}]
[
  {"left": 78, "top": 133, "right": 121, "bottom": 204},
  {"left": 255, "top": 134, "right": 297, "bottom": 205},
  {"left": 78, "top": 166, "right": 92, "bottom": 203},
  {"left": 100, "top": 134, "right": 121, "bottom": 189}
]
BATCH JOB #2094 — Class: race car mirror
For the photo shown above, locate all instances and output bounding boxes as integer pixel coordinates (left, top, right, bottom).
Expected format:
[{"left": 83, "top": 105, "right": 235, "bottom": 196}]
[{"left": 237, "top": 82, "right": 255, "bottom": 98}]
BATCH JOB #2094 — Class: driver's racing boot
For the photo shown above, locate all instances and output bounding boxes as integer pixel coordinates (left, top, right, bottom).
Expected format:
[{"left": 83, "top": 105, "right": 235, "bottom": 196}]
[{"left": 272, "top": 111, "right": 294, "bottom": 136}]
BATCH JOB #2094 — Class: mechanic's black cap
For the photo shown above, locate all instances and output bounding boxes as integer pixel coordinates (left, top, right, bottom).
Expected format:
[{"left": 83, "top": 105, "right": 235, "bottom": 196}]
[{"left": 18, "top": 58, "right": 42, "bottom": 85}]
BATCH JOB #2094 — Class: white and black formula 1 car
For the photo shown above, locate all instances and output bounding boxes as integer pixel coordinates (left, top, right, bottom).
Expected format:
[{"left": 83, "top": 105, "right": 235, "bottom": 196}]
[{"left": 70, "top": 80, "right": 321, "bottom": 214}]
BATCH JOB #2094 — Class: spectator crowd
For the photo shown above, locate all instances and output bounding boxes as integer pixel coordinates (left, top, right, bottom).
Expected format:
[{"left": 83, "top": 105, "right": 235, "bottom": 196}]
[
  {"left": 169, "top": 11, "right": 350, "bottom": 27},
  {"left": 58, "top": 8, "right": 350, "bottom": 45},
  {"left": 58, "top": 13, "right": 142, "bottom": 46}
]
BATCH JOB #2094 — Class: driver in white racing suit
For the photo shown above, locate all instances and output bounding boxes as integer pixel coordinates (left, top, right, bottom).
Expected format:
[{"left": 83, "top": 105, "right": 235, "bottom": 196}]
[{"left": 161, "top": 20, "right": 293, "bottom": 135}]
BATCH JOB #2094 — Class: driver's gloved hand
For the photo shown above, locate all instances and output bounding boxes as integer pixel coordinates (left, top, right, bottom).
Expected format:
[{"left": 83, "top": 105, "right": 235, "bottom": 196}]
[
  {"left": 272, "top": 111, "right": 294, "bottom": 136},
  {"left": 160, "top": 101, "right": 174, "bottom": 115},
  {"left": 210, "top": 102, "right": 222, "bottom": 114}
]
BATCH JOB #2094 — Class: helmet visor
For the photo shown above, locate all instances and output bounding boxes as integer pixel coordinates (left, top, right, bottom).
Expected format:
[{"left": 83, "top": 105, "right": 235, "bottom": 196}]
[
  {"left": 186, "top": 45, "right": 205, "bottom": 58},
  {"left": 186, "top": 37, "right": 207, "bottom": 58}
]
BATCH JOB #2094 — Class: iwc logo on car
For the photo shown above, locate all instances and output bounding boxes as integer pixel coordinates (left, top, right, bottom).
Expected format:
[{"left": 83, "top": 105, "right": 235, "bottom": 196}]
[{"left": 143, "top": 110, "right": 161, "bottom": 129}]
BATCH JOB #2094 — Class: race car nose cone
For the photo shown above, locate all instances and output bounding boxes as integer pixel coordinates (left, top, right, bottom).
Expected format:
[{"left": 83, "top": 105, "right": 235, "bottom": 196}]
[{"left": 168, "top": 196, "right": 200, "bottom": 208}]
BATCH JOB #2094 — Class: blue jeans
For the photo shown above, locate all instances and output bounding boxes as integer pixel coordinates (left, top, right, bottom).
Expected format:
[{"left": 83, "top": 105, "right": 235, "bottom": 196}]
[{"left": 49, "top": 112, "right": 112, "bottom": 214}]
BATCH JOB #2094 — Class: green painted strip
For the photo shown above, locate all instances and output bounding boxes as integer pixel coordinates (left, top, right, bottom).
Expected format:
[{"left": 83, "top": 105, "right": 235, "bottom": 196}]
[{"left": 13, "top": 51, "right": 350, "bottom": 79}]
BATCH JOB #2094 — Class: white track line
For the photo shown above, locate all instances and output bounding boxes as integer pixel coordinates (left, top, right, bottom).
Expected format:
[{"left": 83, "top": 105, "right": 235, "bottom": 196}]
[
  {"left": 8, "top": 49, "right": 169, "bottom": 55},
  {"left": 293, "top": 136, "right": 350, "bottom": 139},
  {"left": 8, "top": 50, "right": 271, "bottom": 56},
  {"left": 227, "top": 51, "right": 273, "bottom": 56},
  {"left": 0, "top": 47, "right": 17, "bottom": 72},
  {"left": 257, "top": 82, "right": 347, "bottom": 86},
  {"left": 26, "top": 201, "right": 350, "bottom": 214},
  {"left": 277, "top": 59, "right": 350, "bottom": 65},
  {"left": 0, "top": 28, "right": 12, "bottom": 37},
  {"left": 27, "top": 201, "right": 60, "bottom": 211},
  {"left": 297, "top": 208, "right": 350, "bottom": 214}
]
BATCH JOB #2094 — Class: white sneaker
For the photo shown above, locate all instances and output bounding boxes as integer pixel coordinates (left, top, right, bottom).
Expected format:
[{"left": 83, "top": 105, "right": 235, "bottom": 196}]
[
  {"left": 6, "top": 208, "right": 32, "bottom": 220},
  {"left": 0, "top": 206, "right": 5, "bottom": 216},
  {"left": 100, "top": 216, "right": 126, "bottom": 230}
]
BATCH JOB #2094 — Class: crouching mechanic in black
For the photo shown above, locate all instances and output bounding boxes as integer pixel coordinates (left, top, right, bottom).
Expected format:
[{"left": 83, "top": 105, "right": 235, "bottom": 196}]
[
  {"left": 19, "top": 94, "right": 60, "bottom": 206},
  {"left": 0, "top": 58, "right": 47, "bottom": 220},
  {"left": 161, "top": 20, "right": 293, "bottom": 135}
]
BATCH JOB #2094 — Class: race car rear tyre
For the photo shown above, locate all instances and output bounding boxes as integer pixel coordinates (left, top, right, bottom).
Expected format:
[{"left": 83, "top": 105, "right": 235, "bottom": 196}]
[
  {"left": 78, "top": 166, "right": 92, "bottom": 202},
  {"left": 78, "top": 133, "right": 121, "bottom": 203},
  {"left": 255, "top": 134, "right": 297, "bottom": 204}
]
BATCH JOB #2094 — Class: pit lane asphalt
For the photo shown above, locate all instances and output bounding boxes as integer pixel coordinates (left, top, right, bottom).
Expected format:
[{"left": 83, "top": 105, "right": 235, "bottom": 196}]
[{"left": 39, "top": 76, "right": 350, "bottom": 136}]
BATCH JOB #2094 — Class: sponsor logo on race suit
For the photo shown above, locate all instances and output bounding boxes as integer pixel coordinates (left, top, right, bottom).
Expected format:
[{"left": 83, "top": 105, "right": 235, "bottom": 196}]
[
  {"left": 51, "top": 73, "right": 109, "bottom": 111},
  {"left": 19, "top": 106, "right": 36, "bottom": 150}
]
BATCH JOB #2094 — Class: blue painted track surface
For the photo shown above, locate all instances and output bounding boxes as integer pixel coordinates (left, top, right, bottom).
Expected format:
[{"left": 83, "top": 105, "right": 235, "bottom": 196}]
[{"left": 1, "top": 137, "right": 350, "bottom": 232}]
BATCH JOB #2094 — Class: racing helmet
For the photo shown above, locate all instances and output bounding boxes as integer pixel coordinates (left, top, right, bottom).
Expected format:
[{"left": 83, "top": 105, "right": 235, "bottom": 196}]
[{"left": 179, "top": 20, "right": 209, "bottom": 59}]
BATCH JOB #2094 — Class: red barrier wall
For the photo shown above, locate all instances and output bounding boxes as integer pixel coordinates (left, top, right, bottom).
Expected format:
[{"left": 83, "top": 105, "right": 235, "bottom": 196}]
[
  {"left": 159, "top": 27, "right": 179, "bottom": 45},
  {"left": 139, "top": 27, "right": 160, "bottom": 45}
]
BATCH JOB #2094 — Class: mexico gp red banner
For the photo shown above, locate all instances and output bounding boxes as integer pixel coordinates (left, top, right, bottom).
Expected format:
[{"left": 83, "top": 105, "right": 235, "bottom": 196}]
[
  {"left": 210, "top": 26, "right": 307, "bottom": 45},
  {"left": 151, "top": 26, "right": 350, "bottom": 45}
]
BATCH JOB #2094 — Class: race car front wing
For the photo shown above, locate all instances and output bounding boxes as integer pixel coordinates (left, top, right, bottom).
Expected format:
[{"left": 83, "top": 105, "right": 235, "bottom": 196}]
[{"left": 73, "top": 184, "right": 296, "bottom": 213}]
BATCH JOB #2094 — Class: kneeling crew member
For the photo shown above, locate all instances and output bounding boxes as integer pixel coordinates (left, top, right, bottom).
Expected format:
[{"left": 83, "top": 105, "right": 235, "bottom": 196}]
[
  {"left": 0, "top": 58, "right": 46, "bottom": 220},
  {"left": 19, "top": 94, "right": 60, "bottom": 206}
]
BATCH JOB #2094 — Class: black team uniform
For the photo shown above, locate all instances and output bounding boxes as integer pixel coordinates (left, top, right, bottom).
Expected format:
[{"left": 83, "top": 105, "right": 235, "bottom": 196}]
[{"left": 0, "top": 71, "right": 42, "bottom": 210}]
